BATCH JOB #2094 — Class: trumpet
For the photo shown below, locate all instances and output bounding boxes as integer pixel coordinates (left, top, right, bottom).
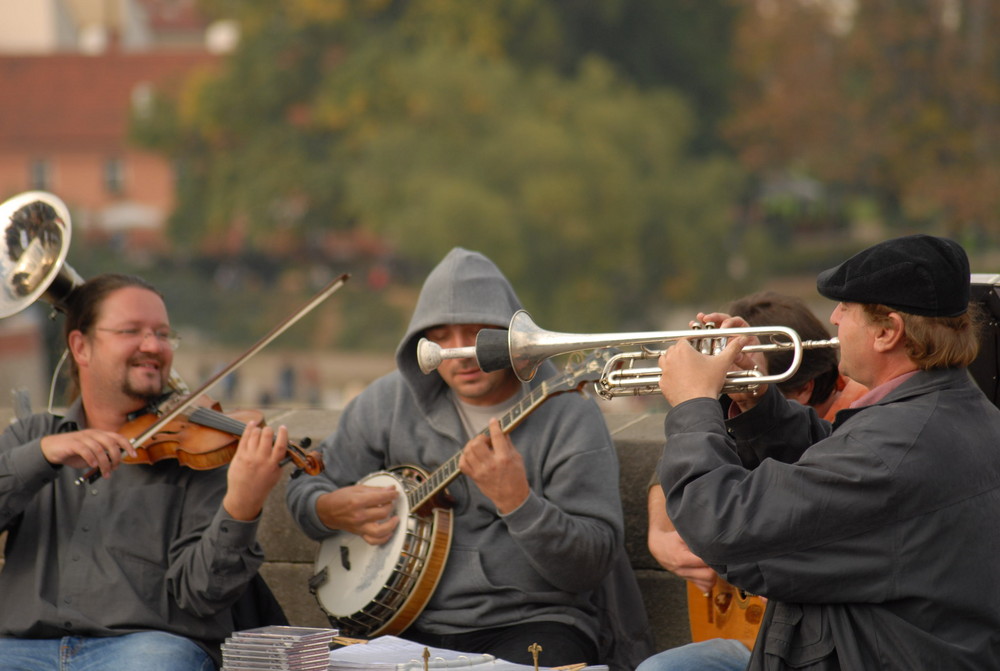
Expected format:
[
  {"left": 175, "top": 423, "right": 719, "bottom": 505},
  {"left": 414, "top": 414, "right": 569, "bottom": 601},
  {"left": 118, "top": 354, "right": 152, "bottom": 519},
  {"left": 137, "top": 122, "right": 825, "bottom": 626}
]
[{"left": 416, "top": 310, "right": 840, "bottom": 399}]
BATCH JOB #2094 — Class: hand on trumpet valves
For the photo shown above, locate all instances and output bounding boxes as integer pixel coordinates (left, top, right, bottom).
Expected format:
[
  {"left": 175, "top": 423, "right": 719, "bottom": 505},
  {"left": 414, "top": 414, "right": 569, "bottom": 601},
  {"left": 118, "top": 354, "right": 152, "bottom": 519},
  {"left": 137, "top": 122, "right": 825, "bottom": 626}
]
[
  {"left": 694, "top": 312, "right": 762, "bottom": 370},
  {"left": 657, "top": 332, "right": 752, "bottom": 407},
  {"left": 696, "top": 312, "right": 769, "bottom": 412}
]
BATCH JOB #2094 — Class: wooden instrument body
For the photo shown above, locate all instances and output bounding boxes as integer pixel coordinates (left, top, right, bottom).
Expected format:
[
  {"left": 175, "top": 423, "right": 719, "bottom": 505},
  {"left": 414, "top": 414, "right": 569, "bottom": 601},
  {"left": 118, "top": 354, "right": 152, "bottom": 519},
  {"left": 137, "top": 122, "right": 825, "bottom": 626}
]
[{"left": 687, "top": 579, "right": 765, "bottom": 650}]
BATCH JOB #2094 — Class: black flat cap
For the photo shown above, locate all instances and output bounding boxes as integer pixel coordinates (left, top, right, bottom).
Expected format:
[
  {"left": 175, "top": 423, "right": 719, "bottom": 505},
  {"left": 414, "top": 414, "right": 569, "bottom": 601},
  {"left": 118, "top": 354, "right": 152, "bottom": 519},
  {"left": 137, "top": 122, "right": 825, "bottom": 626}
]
[{"left": 816, "top": 234, "right": 970, "bottom": 317}]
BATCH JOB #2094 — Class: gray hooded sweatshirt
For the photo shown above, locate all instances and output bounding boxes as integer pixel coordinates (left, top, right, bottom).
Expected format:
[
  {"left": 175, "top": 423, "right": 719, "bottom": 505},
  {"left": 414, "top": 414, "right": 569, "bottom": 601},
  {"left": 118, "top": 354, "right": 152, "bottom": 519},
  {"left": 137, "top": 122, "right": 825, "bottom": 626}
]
[{"left": 287, "top": 247, "right": 623, "bottom": 644}]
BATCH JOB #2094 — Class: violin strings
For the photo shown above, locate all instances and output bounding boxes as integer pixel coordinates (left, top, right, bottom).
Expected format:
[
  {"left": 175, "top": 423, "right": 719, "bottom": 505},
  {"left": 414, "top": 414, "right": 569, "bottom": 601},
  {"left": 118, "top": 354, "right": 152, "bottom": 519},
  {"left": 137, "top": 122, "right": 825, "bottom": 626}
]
[
  {"left": 188, "top": 407, "right": 246, "bottom": 434},
  {"left": 185, "top": 407, "right": 315, "bottom": 471}
]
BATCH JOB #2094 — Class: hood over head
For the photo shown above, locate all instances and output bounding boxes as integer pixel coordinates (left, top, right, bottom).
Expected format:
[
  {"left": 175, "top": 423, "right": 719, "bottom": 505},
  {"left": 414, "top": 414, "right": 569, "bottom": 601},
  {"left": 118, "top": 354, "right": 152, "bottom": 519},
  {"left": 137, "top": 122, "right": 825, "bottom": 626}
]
[{"left": 396, "top": 247, "right": 524, "bottom": 397}]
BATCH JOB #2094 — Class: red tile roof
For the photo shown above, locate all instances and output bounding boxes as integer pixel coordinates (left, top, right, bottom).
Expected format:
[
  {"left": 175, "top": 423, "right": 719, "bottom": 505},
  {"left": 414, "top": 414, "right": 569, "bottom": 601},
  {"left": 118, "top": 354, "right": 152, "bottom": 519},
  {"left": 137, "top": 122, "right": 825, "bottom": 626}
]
[{"left": 0, "top": 49, "right": 218, "bottom": 152}]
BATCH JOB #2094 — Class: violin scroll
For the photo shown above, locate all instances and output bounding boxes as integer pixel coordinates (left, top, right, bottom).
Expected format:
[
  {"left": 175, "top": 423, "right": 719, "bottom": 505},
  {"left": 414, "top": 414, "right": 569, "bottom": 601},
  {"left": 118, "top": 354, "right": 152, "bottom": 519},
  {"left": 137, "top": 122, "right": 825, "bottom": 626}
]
[{"left": 286, "top": 439, "right": 325, "bottom": 477}]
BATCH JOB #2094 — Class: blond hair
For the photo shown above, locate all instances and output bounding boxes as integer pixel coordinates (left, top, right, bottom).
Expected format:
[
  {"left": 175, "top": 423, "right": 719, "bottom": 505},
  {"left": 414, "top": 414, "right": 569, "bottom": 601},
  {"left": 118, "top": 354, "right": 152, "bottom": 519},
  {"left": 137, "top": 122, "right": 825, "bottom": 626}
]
[{"left": 861, "top": 302, "right": 982, "bottom": 369}]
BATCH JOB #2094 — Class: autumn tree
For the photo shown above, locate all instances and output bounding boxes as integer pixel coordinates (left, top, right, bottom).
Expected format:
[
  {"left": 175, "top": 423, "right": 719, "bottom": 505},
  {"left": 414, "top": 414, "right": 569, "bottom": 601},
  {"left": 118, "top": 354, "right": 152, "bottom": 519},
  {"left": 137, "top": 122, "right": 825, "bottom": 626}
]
[{"left": 727, "top": 0, "right": 1000, "bottom": 242}]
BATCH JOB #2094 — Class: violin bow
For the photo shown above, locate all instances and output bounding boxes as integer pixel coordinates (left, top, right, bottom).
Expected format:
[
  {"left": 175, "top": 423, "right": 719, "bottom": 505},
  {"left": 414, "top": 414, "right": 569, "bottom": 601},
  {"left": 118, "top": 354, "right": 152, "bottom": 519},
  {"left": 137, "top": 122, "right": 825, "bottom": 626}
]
[{"left": 75, "top": 273, "right": 350, "bottom": 485}]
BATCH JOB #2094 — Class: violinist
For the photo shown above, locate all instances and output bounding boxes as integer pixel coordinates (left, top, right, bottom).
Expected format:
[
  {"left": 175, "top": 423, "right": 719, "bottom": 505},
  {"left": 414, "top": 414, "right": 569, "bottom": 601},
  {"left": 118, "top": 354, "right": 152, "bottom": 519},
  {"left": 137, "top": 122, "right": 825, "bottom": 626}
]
[{"left": 0, "top": 273, "right": 288, "bottom": 671}]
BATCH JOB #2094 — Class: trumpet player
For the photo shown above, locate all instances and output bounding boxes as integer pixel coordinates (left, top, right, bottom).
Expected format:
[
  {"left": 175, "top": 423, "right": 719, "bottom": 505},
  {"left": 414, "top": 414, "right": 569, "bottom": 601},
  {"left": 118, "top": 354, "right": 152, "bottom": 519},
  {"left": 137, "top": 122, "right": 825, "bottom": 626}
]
[
  {"left": 652, "top": 235, "right": 1000, "bottom": 670},
  {"left": 642, "top": 291, "right": 867, "bottom": 671}
]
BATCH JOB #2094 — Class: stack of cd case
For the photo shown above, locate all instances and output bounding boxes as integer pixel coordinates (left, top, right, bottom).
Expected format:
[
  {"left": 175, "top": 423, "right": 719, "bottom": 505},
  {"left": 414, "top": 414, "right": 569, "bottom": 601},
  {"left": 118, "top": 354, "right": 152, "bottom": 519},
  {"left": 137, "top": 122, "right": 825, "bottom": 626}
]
[{"left": 221, "top": 625, "right": 337, "bottom": 670}]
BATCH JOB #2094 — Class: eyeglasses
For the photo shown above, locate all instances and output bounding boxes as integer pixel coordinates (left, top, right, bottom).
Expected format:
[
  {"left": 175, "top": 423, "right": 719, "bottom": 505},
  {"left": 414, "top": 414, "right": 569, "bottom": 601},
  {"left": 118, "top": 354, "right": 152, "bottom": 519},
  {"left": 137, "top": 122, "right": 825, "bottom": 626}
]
[{"left": 94, "top": 327, "right": 181, "bottom": 351}]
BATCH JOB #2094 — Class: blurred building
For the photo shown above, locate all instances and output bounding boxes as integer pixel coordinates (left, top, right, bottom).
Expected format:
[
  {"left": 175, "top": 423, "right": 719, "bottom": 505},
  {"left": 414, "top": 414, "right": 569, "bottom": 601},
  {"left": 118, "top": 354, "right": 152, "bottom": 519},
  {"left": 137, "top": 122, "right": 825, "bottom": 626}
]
[
  {"left": 1, "top": 0, "right": 231, "bottom": 55},
  {"left": 0, "top": 310, "right": 52, "bottom": 415},
  {"left": 0, "top": 0, "right": 235, "bottom": 409},
  {"left": 0, "top": 48, "right": 218, "bottom": 249},
  {"left": 0, "top": 0, "right": 233, "bottom": 249}
]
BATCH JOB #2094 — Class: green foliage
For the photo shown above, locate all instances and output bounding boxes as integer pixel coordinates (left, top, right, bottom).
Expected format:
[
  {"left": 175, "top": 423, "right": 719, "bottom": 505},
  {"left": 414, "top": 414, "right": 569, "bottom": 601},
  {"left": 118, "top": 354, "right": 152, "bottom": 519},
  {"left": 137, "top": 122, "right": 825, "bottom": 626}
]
[
  {"left": 545, "top": 0, "right": 740, "bottom": 151},
  {"left": 128, "top": 0, "right": 747, "bottom": 338},
  {"left": 323, "top": 43, "right": 745, "bottom": 328},
  {"left": 337, "top": 287, "right": 409, "bottom": 351},
  {"left": 125, "top": 0, "right": 1000, "bottom": 350}
]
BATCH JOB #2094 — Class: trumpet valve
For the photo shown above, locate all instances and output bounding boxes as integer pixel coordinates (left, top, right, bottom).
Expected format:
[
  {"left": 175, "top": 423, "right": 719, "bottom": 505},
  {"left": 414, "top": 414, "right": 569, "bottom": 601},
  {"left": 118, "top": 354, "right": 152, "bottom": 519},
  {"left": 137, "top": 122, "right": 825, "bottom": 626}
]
[{"left": 692, "top": 321, "right": 727, "bottom": 355}]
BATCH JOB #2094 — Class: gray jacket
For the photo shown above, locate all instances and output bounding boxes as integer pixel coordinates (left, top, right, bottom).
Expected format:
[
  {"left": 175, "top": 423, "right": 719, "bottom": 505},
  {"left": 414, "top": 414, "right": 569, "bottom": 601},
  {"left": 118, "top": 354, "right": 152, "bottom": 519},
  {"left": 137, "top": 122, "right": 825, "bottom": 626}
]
[
  {"left": 0, "top": 400, "right": 265, "bottom": 660},
  {"left": 659, "top": 368, "right": 1000, "bottom": 670},
  {"left": 287, "top": 248, "right": 624, "bottom": 645}
]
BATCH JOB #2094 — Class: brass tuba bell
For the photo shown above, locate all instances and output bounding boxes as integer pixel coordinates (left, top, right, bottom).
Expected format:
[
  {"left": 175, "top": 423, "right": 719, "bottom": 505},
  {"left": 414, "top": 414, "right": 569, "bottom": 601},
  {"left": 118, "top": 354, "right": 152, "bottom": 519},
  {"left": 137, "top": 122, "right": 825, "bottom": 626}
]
[{"left": 0, "top": 190, "right": 83, "bottom": 319}]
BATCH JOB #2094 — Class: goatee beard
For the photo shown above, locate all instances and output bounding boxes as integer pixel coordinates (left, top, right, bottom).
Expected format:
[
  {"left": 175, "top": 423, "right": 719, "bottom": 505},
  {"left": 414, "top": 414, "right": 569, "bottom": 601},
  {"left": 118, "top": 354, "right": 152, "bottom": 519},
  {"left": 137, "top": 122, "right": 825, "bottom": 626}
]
[
  {"left": 123, "top": 356, "right": 166, "bottom": 405},
  {"left": 122, "top": 381, "right": 164, "bottom": 407}
]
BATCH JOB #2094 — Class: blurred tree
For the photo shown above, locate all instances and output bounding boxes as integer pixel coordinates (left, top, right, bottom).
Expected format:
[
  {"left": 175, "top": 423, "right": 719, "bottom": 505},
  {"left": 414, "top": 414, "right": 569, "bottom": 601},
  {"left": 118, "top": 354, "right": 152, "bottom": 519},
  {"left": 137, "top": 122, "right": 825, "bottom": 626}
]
[
  {"left": 133, "top": 0, "right": 744, "bottom": 330},
  {"left": 335, "top": 47, "right": 742, "bottom": 327},
  {"left": 545, "top": 0, "right": 740, "bottom": 151},
  {"left": 726, "top": 0, "right": 1000, "bottom": 240}
]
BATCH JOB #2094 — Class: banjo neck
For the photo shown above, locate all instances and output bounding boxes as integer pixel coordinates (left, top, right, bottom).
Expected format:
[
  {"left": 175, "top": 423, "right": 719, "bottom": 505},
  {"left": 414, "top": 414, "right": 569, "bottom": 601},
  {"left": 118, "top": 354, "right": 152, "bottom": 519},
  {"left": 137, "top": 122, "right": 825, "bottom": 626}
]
[{"left": 407, "top": 378, "right": 565, "bottom": 511}]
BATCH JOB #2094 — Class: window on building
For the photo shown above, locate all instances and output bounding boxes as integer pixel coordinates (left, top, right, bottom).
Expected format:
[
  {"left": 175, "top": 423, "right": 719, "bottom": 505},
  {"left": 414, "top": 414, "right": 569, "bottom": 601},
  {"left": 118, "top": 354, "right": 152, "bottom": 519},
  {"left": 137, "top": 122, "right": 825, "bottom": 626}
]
[
  {"left": 104, "top": 157, "right": 125, "bottom": 195},
  {"left": 29, "top": 159, "right": 50, "bottom": 190}
]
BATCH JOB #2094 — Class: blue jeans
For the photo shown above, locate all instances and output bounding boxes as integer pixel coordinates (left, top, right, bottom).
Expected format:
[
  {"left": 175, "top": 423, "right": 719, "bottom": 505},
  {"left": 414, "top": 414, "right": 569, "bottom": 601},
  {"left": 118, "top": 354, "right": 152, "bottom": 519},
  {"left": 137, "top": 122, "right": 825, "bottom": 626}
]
[
  {"left": 636, "top": 638, "right": 751, "bottom": 671},
  {"left": 0, "top": 632, "right": 215, "bottom": 671}
]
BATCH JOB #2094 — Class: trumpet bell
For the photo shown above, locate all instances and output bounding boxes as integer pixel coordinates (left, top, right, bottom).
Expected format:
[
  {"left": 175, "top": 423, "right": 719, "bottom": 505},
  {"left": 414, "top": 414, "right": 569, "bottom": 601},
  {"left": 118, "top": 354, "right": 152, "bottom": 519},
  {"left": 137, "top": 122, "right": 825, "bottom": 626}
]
[{"left": 0, "top": 191, "right": 83, "bottom": 318}]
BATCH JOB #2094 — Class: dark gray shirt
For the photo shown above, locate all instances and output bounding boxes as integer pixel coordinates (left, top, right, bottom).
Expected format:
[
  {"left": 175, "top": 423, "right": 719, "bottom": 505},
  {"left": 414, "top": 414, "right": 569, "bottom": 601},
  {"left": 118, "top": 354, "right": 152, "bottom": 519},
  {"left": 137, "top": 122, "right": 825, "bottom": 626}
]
[{"left": 0, "top": 400, "right": 264, "bottom": 653}]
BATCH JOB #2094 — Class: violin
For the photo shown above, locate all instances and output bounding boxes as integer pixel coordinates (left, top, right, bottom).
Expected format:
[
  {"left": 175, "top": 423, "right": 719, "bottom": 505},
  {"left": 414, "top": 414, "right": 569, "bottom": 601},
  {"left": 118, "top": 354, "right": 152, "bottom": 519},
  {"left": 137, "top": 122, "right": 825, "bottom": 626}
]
[{"left": 76, "top": 396, "right": 324, "bottom": 485}]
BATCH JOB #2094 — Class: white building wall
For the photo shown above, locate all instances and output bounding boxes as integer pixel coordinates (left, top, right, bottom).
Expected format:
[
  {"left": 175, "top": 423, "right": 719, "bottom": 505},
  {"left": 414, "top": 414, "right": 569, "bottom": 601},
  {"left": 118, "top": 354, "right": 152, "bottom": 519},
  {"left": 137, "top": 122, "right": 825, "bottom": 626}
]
[{"left": 0, "top": 1, "right": 78, "bottom": 54}]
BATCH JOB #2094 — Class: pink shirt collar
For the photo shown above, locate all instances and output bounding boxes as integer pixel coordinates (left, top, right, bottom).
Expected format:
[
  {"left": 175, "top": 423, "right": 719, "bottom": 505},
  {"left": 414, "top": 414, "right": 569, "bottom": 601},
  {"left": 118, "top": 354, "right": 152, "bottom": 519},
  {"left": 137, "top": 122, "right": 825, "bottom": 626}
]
[{"left": 848, "top": 370, "right": 918, "bottom": 409}]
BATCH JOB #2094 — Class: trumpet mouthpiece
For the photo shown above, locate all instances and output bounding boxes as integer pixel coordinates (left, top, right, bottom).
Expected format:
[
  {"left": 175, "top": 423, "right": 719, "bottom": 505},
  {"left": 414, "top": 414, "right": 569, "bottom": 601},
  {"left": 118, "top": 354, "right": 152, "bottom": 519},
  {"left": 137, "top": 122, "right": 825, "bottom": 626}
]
[{"left": 416, "top": 338, "right": 477, "bottom": 374}]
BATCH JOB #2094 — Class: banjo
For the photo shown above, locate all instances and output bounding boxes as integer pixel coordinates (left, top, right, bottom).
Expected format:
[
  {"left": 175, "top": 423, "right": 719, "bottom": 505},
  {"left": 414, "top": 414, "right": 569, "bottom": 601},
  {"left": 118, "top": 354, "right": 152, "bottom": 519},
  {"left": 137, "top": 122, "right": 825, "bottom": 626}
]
[{"left": 309, "top": 349, "right": 613, "bottom": 638}]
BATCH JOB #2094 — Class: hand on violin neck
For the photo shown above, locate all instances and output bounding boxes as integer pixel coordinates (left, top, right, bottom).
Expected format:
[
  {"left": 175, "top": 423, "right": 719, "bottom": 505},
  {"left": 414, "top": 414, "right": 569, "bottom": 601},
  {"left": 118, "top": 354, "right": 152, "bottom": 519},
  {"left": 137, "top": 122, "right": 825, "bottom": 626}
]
[{"left": 223, "top": 421, "right": 287, "bottom": 521}]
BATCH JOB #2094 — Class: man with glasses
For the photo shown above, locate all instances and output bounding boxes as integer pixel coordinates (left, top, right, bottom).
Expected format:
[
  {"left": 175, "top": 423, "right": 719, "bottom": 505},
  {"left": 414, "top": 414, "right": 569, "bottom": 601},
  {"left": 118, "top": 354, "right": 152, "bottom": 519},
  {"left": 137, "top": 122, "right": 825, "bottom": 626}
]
[{"left": 0, "top": 273, "right": 287, "bottom": 670}]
